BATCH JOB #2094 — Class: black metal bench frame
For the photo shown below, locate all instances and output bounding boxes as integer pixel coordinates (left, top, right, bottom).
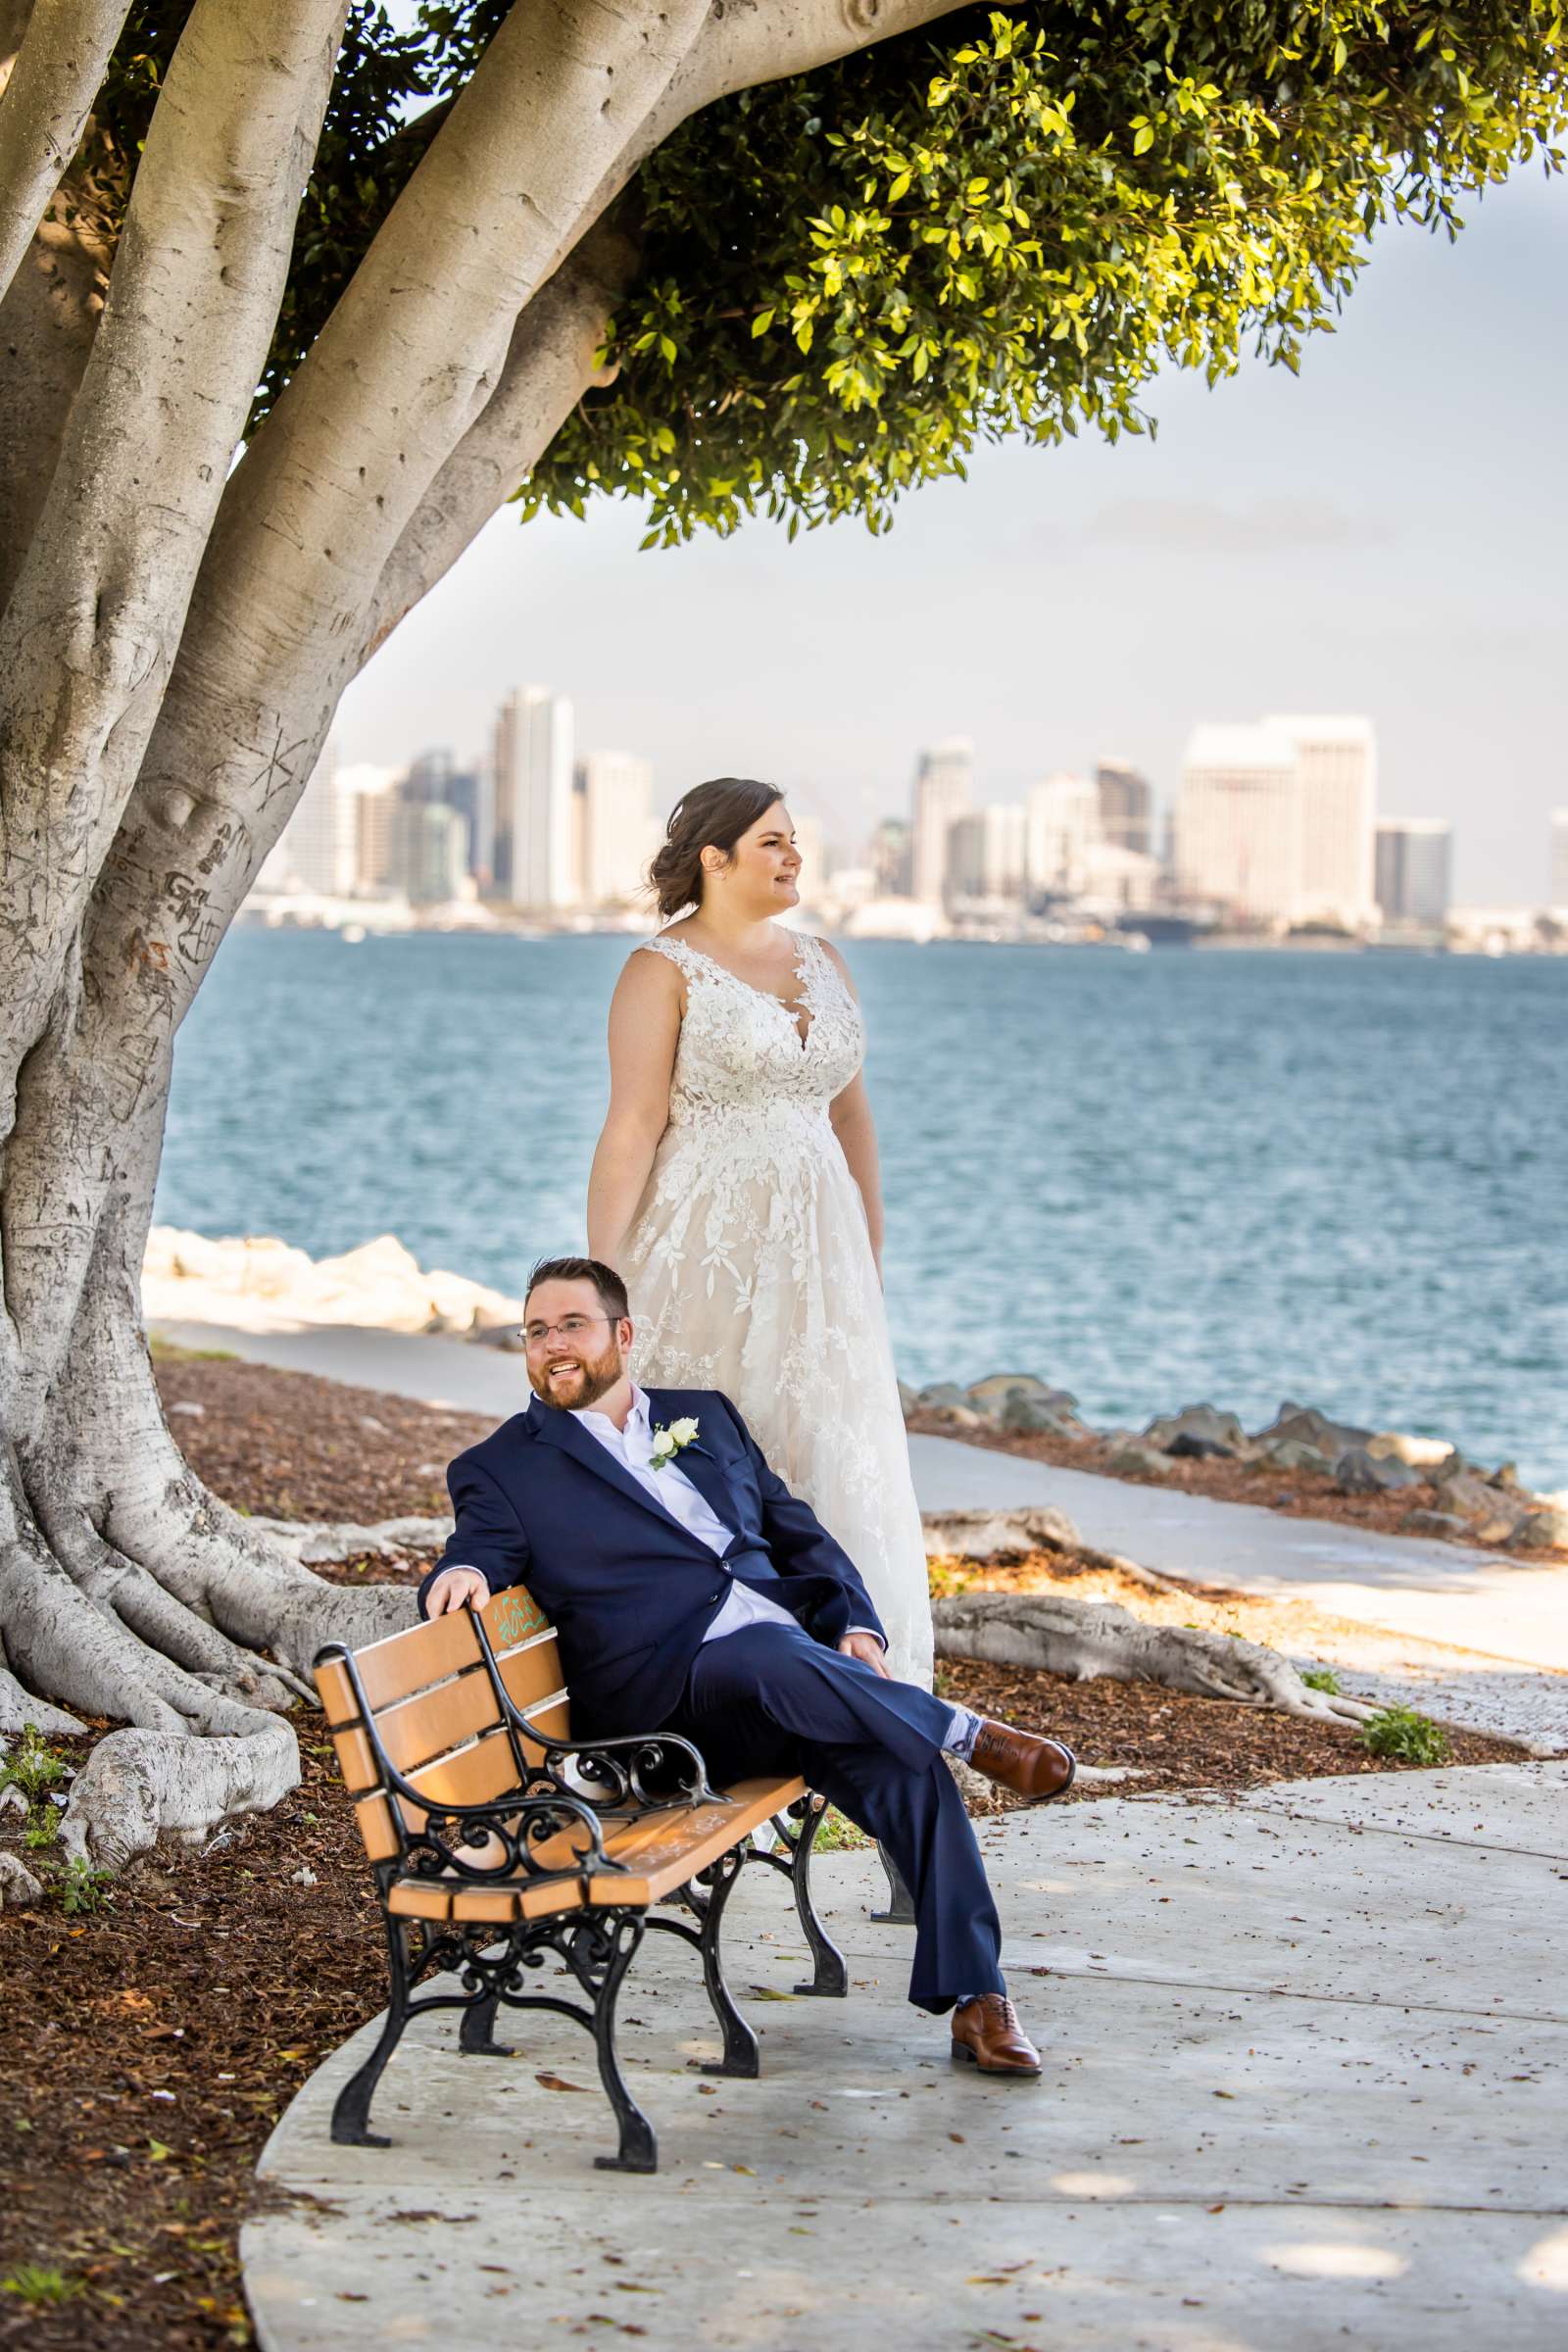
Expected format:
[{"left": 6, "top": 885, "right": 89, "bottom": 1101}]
[{"left": 318, "top": 1609, "right": 847, "bottom": 2173}]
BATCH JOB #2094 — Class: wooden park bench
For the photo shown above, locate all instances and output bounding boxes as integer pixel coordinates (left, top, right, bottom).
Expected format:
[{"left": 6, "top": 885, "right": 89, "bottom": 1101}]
[{"left": 314, "top": 1584, "right": 847, "bottom": 2173}]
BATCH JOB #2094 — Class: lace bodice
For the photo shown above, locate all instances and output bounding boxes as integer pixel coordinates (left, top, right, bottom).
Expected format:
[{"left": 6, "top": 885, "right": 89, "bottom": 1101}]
[{"left": 636, "top": 931, "right": 863, "bottom": 1121}]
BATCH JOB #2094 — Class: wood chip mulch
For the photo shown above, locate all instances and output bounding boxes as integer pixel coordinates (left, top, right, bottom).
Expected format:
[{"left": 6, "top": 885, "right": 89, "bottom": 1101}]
[
  {"left": 151, "top": 1348, "right": 497, "bottom": 1522},
  {"left": 936, "top": 1655, "right": 1526, "bottom": 1807},
  {"left": 0, "top": 1355, "right": 1536, "bottom": 2350}
]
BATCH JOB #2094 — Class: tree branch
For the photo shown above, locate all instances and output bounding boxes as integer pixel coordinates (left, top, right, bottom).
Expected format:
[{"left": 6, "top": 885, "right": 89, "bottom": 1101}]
[
  {"left": 355, "top": 0, "right": 983, "bottom": 662},
  {"left": 0, "top": 0, "right": 129, "bottom": 305},
  {"left": 0, "top": 0, "right": 352, "bottom": 1082},
  {"left": 86, "top": 0, "right": 987, "bottom": 1008},
  {"left": 360, "top": 220, "right": 639, "bottom": 659}
]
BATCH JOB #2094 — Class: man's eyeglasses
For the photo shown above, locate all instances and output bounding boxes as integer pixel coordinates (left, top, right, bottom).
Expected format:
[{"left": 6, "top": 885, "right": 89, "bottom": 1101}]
[{"left": 522, "top": 1313, "right": 619, "bottom": 1348}]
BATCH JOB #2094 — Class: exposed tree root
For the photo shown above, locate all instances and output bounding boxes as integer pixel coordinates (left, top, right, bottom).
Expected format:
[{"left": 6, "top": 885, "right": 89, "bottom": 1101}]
[{"left": 933, "top": 1591, "right": 1381, "bottom": 1725}]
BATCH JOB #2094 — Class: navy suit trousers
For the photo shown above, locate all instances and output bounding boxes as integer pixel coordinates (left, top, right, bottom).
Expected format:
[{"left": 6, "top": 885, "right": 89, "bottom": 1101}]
[{"left": 662, "top": 1623, "right": 1004, "bottom": 2013}]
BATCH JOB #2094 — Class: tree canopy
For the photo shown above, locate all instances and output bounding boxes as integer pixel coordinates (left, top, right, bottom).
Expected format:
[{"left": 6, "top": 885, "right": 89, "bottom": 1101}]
[{"left": 86, "top": 2, "right": 1568, "bottom": 549}]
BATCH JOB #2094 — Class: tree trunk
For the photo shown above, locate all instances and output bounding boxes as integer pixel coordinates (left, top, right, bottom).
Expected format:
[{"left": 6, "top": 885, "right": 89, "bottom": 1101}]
[{"left": 0, "top": 0, "right": 986, "bottom": 1884}]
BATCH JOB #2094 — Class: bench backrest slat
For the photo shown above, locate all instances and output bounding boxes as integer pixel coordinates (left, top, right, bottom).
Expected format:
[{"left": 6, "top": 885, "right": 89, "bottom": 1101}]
[
  {"left": 315, "top": 1587, "right": 566, "bottom": 1869},
  {"left": 396, "top": 1701, "right": 571, "bottom": 1827}
]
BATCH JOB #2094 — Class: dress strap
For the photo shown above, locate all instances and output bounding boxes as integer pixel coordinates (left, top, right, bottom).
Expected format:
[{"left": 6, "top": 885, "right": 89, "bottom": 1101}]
[{"left": 636, "top": 934, "right": 704, "bottom": 975}]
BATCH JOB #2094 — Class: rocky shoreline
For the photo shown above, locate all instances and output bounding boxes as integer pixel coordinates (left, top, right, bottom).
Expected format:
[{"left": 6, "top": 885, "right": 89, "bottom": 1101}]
[
  {"left": 903, "top": 1374, "right": 1568, "bottom": 1557},
  {"left": 142, "top": 1228, "right": 1565, "bottom": 1558}
]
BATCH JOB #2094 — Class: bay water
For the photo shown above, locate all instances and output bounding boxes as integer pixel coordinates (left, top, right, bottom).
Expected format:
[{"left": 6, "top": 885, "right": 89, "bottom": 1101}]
[{"left": 158, "top": 931, "right": 1568, "bottom": 1490}]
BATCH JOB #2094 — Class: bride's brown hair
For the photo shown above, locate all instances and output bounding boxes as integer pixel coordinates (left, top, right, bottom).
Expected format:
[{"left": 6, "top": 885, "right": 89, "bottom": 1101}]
[{"left": 648, "top": 777, "right": 784, "bottom": 921}]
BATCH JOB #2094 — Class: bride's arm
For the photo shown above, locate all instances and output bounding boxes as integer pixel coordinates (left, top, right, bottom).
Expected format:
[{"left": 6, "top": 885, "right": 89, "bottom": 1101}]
[
  {"left": 586, "top": 951, "right": 682, "bottom": 1268},
  {"left": 821, "top": 946, "right": 886, "bottom": 1279}
]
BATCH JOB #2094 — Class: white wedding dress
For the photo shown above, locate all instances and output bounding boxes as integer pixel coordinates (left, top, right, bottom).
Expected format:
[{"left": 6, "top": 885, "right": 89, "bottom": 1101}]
[{"left": 620, "top": 930, "right": 934, "bottom": 1687}]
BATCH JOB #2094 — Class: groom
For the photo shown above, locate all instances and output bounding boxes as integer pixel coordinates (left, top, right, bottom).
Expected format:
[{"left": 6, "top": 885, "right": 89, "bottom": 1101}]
[{"left": 417, "top": 1254, "right": 1075, "bottom": 2078}]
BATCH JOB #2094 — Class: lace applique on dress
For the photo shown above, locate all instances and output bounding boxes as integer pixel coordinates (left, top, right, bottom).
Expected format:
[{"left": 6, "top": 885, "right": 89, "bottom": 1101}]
[{"left": 620, "top": 930, "right": 933, "bottom": 1684}]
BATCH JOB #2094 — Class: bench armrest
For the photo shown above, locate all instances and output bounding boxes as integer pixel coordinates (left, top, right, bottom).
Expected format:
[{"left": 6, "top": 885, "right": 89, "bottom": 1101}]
[
  {"left": 539, "top": 1730, "right": 721, "bottom": 1810},
  {"left": 399, "top": 1785, "right": 621, "bottom": 1885}
]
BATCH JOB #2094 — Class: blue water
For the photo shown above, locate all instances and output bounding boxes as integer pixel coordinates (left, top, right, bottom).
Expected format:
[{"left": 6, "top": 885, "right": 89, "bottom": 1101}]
[{"left": 158, "top": 931, "right": 1568, "bottom": 1490}]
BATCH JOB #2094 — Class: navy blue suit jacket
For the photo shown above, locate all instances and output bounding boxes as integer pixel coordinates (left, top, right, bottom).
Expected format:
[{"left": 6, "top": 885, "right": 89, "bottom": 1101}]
[{"left": 416, "top": 1387, "right": 886, "bottom": 1739}]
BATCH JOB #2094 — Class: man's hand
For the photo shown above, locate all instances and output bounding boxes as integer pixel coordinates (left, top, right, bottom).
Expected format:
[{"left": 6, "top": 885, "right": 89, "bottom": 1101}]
[
  {"left": 839, "top": 1630, "right": 891, "bottom": 1678},
  {"left": 425, "top": 1566, "right": 489, "bottom": 1616}
]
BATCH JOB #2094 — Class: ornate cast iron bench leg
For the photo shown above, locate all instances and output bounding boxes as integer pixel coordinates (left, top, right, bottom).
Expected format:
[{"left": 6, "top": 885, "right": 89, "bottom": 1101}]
[
  {"left": 331, "top": 1914, "right": 413, "bottom": 2147},
  {"left": 459, "top": 1989, "right": 512, "bottom": 2056},
  {"left": 575, "top": 1913, "right": 658, "bottom": 2174},
  {"left": 871, "top": 1842, "right": 918, "bottom": 1926},
  {"left": 744, "top": 1793, "right": 849, "bottom": 1996},
  {"left": 650, "top": 1845, "right": 760, "bottom": 2079}
]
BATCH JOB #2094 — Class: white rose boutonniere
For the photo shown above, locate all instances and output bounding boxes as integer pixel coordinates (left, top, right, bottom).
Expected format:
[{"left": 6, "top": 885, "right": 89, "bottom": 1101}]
[{"left": 648, "top": 1415, "right": 700, "bottom": 1472}]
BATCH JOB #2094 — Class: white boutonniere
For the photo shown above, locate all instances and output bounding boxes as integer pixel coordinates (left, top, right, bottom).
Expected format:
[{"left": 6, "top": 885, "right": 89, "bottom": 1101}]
[{"left": 648, "top": 1415, "right": 700, "bottom": 1471}]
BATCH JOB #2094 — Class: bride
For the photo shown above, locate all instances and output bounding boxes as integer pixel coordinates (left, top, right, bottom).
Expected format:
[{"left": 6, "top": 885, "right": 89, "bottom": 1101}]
[{"left": 585, "top": 776, "right": 933, "bottom": 1688}]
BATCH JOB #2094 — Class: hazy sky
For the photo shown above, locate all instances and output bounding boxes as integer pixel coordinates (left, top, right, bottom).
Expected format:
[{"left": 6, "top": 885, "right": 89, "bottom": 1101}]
[{"left": 336, "top": 146, "right": 1566, "bottom": 904}]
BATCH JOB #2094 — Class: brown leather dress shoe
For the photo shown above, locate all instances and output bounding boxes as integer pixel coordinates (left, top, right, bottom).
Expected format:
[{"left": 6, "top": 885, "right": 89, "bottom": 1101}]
[
  {"left": 952, "top": 1993, "right": 1042, "bottom": 2078},
  {"left": 968, "top": 1720, "right": 1076, "bottom": 1803}
]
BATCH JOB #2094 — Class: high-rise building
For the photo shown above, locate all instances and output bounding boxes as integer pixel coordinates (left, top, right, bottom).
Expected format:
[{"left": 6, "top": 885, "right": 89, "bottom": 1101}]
[
  {"left": 1174, "top": 724, "right": 1301, "bottom": 924},
  {"left": 871, "top": 816, "right": 911, "bottom": 898},
  {"left": 789, "top": 809, "right": 827, "bottom": 902},
  {"left": 1552, "top": 809, "right": 1568, "bottom": 909},
  {"left": 910, "top": 739, "right": 973, "bottom": 904},
  {"left": 402, "top": 747, "right": 484, "bottom": 879},
  {"left": 1375, "top": 818, "right": 1452, "bottom": 926},
  {"left": 948, "top": 803, "right": 1027, "bottom": 902},
  {"left": 354, "top": 782, "right": 398, "bottom": 894},
  {"left": 491, "top": 686, "right": 576, "bottom": 906},
  {"left": 1025, "top": 771, "right": 1101, "bottom": 896},
  {"left": 1096, "top": 759, "right": 1153, "bottom": 856},
  {"left": 1265, "top": 713, "right": 1377, "bottom": 925},
  {"left": 255, "top": 742, "right": 364, "bottom": 895},
  {"left": 389, "top": 800, "right": 467, "bottom": 905},
  {"left": 577, "top": 751, "right": 655, "bottom": 903}
]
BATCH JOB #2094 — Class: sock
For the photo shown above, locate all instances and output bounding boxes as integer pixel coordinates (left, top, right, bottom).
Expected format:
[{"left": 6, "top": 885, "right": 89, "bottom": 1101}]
[{"left": 943, "top": 1704, "right": 984, "bottom": 1762}]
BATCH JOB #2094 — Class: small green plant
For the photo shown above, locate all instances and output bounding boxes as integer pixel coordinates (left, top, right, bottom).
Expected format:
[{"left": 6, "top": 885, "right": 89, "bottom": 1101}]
[
  {"left": 1301, "top": 1667, "right": 1342, "bottom": 1695},
  {"left": 1, "top": 2264, "right": 83, "bottom": 2306},
  {"left": 148, "top": 1336, "right": 239, "bottom": 1363},
  {"left": 56, "top": 1857, "right": 115, "bottom": 1916},
  {"left": 0, "top": 1724, "right": 65, "bottom": 1806},
  {"left": 22, "top": 1813, "right": 60, "bottom": 1849},
  {"left": 1359, "top": 1705, "right": 1449, "bottom": 1765},
  {"left": 811, "top": 1807, "right": 871, "bottom": 1854}
]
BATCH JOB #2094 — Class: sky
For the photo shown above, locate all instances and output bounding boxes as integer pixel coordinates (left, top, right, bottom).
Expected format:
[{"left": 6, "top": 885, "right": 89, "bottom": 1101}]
[{"left": 335, "top": 114, "right": 1567, "bottom": 904}]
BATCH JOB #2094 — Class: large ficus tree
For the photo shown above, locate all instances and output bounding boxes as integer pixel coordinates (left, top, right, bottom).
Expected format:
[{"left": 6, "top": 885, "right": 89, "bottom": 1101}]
[{"left": 0, "top": 0, "right": 1560, "bottom": 1865}]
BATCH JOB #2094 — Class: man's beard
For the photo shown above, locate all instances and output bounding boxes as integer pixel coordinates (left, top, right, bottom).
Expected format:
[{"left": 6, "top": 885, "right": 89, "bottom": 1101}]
[{"left": 528, "top": 1334, "right": 624, "bottom": 1413}]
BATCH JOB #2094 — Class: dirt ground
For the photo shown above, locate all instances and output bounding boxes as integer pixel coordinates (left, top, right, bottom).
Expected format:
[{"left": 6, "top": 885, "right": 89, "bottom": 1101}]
[{"left": 0, "top": 1357, "right": 1537, "bottom": 2349}]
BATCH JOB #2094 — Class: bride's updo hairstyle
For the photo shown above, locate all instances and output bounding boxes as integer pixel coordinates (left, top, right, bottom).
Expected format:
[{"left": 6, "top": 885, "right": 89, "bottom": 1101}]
[{"left": 649, "top": 777, "right": 784, "bottom": 921}]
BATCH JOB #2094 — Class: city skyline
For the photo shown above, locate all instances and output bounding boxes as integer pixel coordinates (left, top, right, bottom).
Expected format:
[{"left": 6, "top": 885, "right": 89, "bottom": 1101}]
[{"left": 334, "top": 162, "right": 1566, "bottom": 906}]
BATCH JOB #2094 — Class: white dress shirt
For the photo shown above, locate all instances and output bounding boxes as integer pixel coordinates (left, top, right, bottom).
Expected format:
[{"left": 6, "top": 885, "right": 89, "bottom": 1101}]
[{"left": 571, "top": 1385, "right": 884, "bottom": 1649}]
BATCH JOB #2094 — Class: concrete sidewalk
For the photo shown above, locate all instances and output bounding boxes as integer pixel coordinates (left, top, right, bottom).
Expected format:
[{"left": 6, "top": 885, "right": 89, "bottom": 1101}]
[
  {"left": 153, "top": 1314, "right": 1568, "bottom": 1677},
  {"left": 241, "top": 1763, "right": 1568, "bottom": 2351}
]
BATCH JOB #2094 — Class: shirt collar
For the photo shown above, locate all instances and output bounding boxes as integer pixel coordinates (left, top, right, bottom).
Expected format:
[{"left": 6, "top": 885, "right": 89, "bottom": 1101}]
[{"left": 571, "top": 1382, "right": 650, "bottom": 1445}]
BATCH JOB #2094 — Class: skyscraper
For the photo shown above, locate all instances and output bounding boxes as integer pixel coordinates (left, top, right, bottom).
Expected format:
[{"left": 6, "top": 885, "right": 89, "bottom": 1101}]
[
  {"left": 871, "top": 816, "right": 912, "bottom": 898},
  {"left": 491, "top": 686, "right": 576, "bottom": 906},
  {"left": 578, "top": 751, "right": 656, "bottom": 903},
  {"left": 910, "top": 739, "right": 973, "bottom": 905},
  {"left": 256, "top": 741, "right": 358, "bottom": 896},
  {"left": 1174, "top": 724, "right": 1301, "bottom": 924},
  {"left": 1375, "top": 818, "right": 1452, "bottom": 926},
  {"left": 1264, "top": 713, "right": 1377, "bottom": 926},
  {"left": 1096, "top": 759, "right": 1153, "bottom": 856},
  {"left": 1025, "top": 771, "right": 1100, "bottom": 896},
  {"left": 948, "top": 804, "right": 1027, "bottom": 902}
]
